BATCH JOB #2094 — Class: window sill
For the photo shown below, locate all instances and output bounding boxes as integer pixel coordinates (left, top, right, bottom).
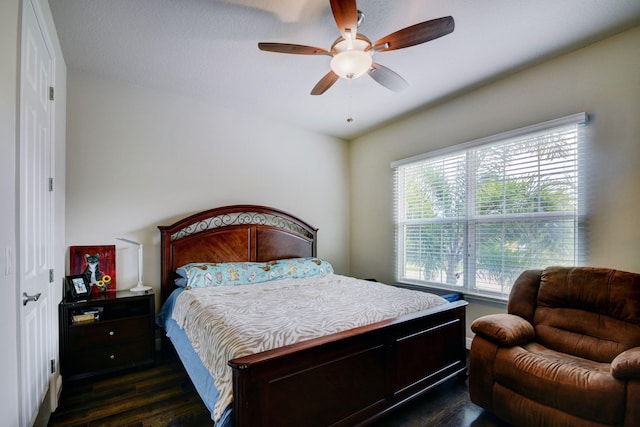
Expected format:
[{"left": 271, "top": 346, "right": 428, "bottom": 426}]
[{"left": 393, "top": 281, "right": 508, "bottom": 306}]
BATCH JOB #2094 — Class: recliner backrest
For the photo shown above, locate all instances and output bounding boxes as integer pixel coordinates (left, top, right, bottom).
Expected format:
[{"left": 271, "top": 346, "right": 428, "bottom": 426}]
[{"left": 511, "top": 266, "right": 640, "bottom": 362}]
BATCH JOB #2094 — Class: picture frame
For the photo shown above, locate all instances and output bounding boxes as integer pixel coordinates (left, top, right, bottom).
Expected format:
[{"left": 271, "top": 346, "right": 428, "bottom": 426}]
[
  {"left": 69, "top": 245, "right": 117, "bottom": 292},
  {"left": 66, "top": 274, "right": 91, "bottom": 299}
]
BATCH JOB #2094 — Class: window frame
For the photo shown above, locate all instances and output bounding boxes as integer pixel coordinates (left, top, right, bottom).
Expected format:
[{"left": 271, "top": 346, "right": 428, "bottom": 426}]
[{"left": 391, "top": 113, "right": 589, "bottom": 301}]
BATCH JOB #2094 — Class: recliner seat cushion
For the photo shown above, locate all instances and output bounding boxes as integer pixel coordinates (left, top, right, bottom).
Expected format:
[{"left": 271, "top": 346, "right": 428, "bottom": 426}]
[
  {"left": 534, "top": 306, "right": 640, "bottom": 362},
  {"left": 494, "top": 342, "right": 625, "bottom": 425}
]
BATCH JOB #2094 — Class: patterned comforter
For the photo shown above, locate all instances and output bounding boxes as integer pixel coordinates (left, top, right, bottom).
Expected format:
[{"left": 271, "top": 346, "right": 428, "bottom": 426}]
[{"left": 171, "top": 274, "right": 447, "bottom": 422}]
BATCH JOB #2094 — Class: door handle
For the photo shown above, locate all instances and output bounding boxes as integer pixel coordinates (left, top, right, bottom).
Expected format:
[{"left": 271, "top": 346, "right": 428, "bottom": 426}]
[{"left": 23, "top": 292, "right": 42, "bottom": 306}]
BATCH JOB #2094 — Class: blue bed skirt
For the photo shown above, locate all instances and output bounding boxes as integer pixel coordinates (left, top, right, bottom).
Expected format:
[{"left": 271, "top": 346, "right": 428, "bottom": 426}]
[{"left": 156, "top": 288, "right": 232, "bottom": 427}]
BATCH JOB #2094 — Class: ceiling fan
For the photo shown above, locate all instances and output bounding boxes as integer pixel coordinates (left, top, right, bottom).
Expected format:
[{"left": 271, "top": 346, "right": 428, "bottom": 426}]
[{"left": 258, "top": 0, "right": 455, "bottom": 95}]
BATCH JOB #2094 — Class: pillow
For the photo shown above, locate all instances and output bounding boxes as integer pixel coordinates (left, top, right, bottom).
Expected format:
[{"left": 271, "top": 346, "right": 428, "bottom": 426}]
[
  {"left": 175, "top": 257, "right": 334, "bottom": 288},
  {"left": 276, "top": 257, "right": 334, "bottom": 278}
]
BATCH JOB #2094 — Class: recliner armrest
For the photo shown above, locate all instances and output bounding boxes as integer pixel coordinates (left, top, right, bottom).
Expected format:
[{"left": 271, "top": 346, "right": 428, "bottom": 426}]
[
  {"left": 471, "top": 313, "right": 535, "bottom": 346},
  {"left": 611, "top": 346, "right": 640, "bottom": 380}
]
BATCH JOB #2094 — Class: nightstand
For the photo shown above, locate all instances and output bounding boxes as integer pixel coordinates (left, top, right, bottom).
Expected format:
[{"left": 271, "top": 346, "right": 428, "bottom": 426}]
[{"left": 59, "top": 289, "right": 155, "bottom": 380}]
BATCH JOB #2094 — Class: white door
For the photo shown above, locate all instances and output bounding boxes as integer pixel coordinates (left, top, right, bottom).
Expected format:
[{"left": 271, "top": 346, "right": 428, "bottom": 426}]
[{"left": 19, "top": 0, "right": 54, "bottom": 425}]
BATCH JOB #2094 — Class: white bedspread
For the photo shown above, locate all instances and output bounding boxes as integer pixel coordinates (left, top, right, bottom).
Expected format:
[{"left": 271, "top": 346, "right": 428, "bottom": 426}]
[{"left": 171, "top": 274, "right": 447, "bottom": 422}]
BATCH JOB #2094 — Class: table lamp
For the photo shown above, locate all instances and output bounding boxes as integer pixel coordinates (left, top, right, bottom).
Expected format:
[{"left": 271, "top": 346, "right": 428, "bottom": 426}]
[{"left": 116, "top": 237, "right": 152, "bottom": 292}]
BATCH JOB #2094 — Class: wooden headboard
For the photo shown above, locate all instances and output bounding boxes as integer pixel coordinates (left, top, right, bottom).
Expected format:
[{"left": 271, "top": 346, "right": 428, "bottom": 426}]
[{"left": 158, "top": 205, "right": 318, "bottom": 303}]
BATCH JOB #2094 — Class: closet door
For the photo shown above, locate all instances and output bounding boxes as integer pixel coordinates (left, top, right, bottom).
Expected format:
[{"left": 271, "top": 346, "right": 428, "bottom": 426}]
[{"left": 19, "top": 0, "right": 54, "bottom": 425}]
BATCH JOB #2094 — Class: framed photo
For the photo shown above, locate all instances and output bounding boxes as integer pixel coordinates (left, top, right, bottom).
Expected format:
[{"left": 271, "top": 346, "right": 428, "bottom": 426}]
[
  {"left": 66, "top": 274, "right": 91, "bottom": 299},
  {"left": 69, "top": 245, "right": 116, "bottom": 292}
]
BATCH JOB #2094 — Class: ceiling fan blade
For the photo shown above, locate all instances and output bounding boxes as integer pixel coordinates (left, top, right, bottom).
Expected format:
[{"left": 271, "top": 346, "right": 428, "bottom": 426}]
[
  {"left": 258, "top": 42, "right": 329, "bottom": 55},
  {"left": 330, "top": 0, "right": 358, "bottom": 40},
  {"left": 311, "top": 71, "right": 340, "bottom": 95},
  {"left": 368, "top": 63, "right": 408, "bottom": 92},
  {"left": 373, "top": 16, "right": 454, "bottom": 52}
]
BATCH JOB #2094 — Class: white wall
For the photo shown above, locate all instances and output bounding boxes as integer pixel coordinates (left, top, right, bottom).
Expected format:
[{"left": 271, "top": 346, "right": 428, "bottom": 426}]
[
  {"left": 65, "top": 70, "right": 350, "bottom": 307},
  {"left": 1, "top": 0, "right": 66, "bottom": 423},
  {"left": 349, "top": 26, "right": 640, "bottom": 339},
  {"left": 0, "top": 1, "right": 20, "bottom": 423}
]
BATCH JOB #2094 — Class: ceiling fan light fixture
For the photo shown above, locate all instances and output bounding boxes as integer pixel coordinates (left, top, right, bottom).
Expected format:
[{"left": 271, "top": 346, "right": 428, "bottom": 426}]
[
  {"left": 330, "top": 50, "right": 372, "bottom": 79},
  {"left": 258, "top": 1, "right": 455, "bottom": 95}
]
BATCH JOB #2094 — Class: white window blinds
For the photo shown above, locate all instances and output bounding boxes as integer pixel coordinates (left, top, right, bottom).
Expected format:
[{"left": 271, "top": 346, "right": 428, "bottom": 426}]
[{"left": 392, "top": 113, "right": 588, "bottom": 300}]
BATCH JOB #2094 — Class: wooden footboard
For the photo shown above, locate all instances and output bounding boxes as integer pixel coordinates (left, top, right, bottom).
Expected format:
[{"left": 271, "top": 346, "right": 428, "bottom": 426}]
[{"left": 229, "top": 300, "right": 467, "bottom": 427}]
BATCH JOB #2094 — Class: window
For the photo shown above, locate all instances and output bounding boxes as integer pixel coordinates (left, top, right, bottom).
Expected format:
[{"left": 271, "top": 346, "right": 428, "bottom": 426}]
[{"left": 392, "top": 113, "right": 588, "bottom": 300}]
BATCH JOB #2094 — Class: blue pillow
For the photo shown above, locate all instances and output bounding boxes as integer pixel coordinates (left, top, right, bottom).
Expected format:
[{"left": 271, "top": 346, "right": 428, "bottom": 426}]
[{"left": 175, "top": 257, "right": 334, "bottom": 288}]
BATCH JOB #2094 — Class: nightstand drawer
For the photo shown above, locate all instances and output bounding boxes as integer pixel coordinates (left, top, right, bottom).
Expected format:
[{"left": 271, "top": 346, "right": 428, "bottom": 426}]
[
  {"left": 68, "top": 316, "right": 149, "bottom": 352},
  {"left": 59, "top": 290, "right": 155, "bottom": 380},
  {"left": 66, "top": 341, "right": 152, "bottom": 375}
]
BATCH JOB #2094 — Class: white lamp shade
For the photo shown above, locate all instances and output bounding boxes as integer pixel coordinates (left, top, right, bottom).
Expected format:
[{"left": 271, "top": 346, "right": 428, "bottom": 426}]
[{"left": 330, "top": 50, "right": 372, "bottom": 79}]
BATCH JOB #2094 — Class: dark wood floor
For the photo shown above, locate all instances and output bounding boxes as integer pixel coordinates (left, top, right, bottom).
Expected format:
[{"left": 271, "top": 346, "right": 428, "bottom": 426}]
[{"left": 48, "top": 348, "right": 509, "bottom": 427}]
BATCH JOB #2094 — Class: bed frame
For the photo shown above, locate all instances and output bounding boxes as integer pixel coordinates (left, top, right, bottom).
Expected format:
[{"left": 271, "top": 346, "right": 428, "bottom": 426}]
[{"left": 159, "top": 205, "right": 468, "bottom": 427}]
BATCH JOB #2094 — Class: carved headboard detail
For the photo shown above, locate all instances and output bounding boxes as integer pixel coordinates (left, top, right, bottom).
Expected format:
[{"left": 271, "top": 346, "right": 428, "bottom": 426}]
[{"left": 158, "top": 205, "right": 317, "bottom": 303}]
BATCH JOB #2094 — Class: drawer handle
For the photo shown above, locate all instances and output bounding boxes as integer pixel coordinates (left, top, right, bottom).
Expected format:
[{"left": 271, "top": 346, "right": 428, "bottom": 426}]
[
  {"left": 109, "top": 331, "right": 114, "bottom": 336},
  {"left": 110, "top": 355, "right": 115, "bottom": 360}
]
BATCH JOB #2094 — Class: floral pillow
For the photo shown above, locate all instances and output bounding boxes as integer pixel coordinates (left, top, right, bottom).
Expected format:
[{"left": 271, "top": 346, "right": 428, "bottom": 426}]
[{"left": 175, "top": 257, "right": 334, "bottom": 288}]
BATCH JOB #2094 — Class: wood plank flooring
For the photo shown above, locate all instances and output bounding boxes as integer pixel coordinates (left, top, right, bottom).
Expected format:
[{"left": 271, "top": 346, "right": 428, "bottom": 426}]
[
  {"left": 48, "top": 348, "right": 509, "bottom": 427},
  {"left": 48, "top": 348, "right": 211, "bottom": 427}
]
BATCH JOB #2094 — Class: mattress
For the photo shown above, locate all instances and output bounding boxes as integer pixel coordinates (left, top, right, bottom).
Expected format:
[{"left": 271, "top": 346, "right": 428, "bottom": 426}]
[{"left": 165, "top": 273, "right": 447, "bottom": 423}]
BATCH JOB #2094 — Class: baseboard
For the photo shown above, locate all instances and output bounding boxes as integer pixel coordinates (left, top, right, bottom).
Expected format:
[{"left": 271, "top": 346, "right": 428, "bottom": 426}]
[
  {"left": 55, "top": 374, "right": 63, "bottom": 405},
  {"left": 34, "top": 387, "right": 52, "bottom": 427}
]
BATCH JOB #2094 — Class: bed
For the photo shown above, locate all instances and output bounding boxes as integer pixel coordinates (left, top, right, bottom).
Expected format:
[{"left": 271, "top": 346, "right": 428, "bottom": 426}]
[{"left": 157, "top": 204, "right": 468, "bottom": 427}]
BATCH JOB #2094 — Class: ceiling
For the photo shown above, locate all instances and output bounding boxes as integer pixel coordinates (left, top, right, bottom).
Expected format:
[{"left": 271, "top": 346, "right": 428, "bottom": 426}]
[{"left": 49, "top": 0, "right": 640, "bottom": 140}]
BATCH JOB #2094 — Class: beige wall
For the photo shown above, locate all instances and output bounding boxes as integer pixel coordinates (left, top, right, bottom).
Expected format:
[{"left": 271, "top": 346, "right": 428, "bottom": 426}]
[
  {"left": 65, "top": 70, "right": 350, "bottom": 307},
  {"left": 349, "top": 26, "right": 640, "bottom": 340}
]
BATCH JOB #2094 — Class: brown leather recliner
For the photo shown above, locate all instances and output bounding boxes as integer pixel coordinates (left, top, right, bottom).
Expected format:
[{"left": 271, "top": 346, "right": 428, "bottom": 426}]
[{"left": 469, "top": 267, "right": 640, "bottom": 427}]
